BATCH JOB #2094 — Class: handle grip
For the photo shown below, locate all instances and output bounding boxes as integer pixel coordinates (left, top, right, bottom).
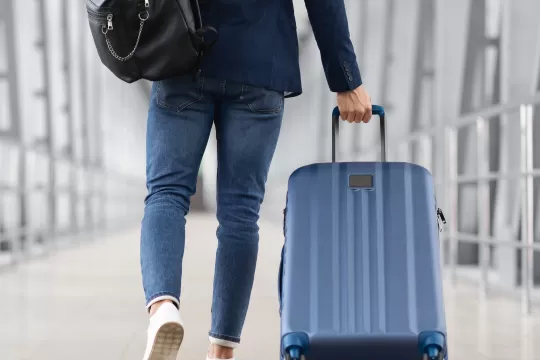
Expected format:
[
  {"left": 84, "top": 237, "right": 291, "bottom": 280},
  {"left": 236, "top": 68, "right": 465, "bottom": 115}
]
[{"left": 332, "top": 105, "right": 387, "bottom": 162}]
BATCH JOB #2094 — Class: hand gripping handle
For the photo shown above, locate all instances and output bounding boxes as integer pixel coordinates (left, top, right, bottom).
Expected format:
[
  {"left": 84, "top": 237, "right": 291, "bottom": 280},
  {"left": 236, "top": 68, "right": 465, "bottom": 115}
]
[{"left": 332, "top": 105, "right": 387, "bottom": 162}]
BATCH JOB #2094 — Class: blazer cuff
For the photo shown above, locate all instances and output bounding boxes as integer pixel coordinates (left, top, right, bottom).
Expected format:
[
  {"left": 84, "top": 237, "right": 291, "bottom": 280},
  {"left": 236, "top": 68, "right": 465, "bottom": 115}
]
[{"left": 326, "top": 58, "right": 363, "bottom": 93}]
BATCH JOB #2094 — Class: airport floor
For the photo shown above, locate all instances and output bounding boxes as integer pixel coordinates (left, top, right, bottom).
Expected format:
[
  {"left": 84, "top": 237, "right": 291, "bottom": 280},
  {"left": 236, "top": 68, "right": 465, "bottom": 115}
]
[{"left": 1, "top": 213, "right": 539, "bottom": 360}]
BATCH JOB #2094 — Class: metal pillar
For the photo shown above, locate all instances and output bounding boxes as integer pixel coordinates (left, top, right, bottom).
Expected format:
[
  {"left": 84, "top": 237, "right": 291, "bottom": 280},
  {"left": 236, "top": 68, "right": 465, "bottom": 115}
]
[
  {"left": 409, "top": 0, "right": 435, "bottom": 170},
  {"left": 80, "top": 12, "right": 93, "bottom": 231},
  {"left": 373, "top": 0, "right": 395, "bottom": 162},
  {"left": 433, "top": 0, "right": 469, "bottom": 123},
  {"left": 410, "top": 0, "right": 436, "bottom": 130},
  {"left": 485, "top": 0, "right": 503, "bottom": 275},
  {"left": 0, "top": 0, "right": 20, "bottom": 139},
  {"left": 520, "top": 104, "right": 534, "bottom": 314},
  {"left": 35, "top": 0, "right": 56, "bottom": 245},
  {"left": 460, "top": 0, "right": 488, "bottom": 114},
  {"left": 383, "top": 0, "right": 420, "bottom": 151},
  {"left": 477, "top": 116, "right": 491, "bottom": 296},
  {"left": 533, "top": 16, "right": 540, "bottom": 287},
  {"left": 94, "top": 69, "right": 105, "bottom": 230},
  {"left": 62, "top": 0, "right": 78, "bottom": 235},
  {"left": 1, "top": 0, "right": 26, "bottom": 259},
  {"left": 88, "top": 59, "right": 101, "bottom": 230}
]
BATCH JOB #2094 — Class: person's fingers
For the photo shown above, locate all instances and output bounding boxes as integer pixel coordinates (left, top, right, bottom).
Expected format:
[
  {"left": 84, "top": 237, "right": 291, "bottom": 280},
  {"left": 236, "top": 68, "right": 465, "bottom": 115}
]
[
  {"left": 348, "top": 109, "right": 357, "bottom": 123},
  {"left": 353, "top": 108, "right": 364, "bottom": 123},
  {"left": 340, "top": 110, "right": 350, "bottom": 122},
  {"left": 348, "top": 108, "right": 355, "bottom": 123},
  {"left": 341, "top": 108, "right": 370, "bottom": 123},
  {"left": 362, "top": 106, "right": 372, "bottom": 123}
]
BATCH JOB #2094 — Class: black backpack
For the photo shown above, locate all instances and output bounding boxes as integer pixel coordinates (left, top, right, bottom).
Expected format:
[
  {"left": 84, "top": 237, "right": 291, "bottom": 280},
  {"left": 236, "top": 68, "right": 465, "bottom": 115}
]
[{"left": 86, "top": 0, "right": 217, "bottom": 83}]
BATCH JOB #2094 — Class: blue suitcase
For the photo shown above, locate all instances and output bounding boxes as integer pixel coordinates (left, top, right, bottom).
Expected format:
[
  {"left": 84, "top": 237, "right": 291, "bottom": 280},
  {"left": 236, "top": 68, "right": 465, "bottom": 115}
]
[{"left": 278, "top": 105, "right": 447, "bottom": 360}]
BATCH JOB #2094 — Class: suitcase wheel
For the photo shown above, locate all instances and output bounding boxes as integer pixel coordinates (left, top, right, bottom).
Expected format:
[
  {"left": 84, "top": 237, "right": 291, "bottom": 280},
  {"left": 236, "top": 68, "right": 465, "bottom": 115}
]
[
  {"left": 284, "top": 347, "right": 302, "bottom": 360},
  {"left": 419, "top": 331, "right": 446, "bottom": 360},
  {"left": 282, "top": 332, "right": 309, "bottom": 360},
  {"left": 422, "top": 346, "right": 444, "bottom": 360},
  {"left": 285, "top": 355, "right": 305, "bottom": 360}
]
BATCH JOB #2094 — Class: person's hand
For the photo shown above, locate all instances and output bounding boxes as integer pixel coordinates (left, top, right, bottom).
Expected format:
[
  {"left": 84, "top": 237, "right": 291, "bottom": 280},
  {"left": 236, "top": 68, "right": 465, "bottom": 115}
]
[{"left": 336, "top": 85, "right": 372, "bottom": 123}]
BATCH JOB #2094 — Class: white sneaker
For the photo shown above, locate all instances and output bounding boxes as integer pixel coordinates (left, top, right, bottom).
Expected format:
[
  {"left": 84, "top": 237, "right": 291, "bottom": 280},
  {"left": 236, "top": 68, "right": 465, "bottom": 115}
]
[{"left": 143, "top": 302, "right": 185, "bottom": 360}]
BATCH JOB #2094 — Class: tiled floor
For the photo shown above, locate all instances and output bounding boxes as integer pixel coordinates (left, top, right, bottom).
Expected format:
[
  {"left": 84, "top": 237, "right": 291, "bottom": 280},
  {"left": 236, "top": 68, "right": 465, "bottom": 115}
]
[{"left": 1, "top": 213, "right": 539, "bottom": 360}]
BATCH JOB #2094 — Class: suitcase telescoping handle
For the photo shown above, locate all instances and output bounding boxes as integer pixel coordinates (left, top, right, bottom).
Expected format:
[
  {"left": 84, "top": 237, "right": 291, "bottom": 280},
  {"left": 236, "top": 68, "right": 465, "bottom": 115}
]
[{"left": 332, "top": 105, "right": 387, "bottom": 162}]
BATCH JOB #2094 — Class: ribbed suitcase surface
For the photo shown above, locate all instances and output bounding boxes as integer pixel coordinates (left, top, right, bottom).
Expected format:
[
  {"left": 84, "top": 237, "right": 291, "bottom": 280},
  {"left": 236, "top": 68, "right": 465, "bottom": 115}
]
[{"left": 280, "top": 161, "right": 447, "bottom": 360}]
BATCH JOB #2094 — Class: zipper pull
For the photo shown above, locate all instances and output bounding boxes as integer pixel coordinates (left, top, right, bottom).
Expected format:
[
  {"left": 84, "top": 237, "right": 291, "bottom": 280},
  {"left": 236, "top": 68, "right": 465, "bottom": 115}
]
[
  {"left": 437, "top": 208, "right": 446, "bottom": 224},
  {"left": 107, "top": 14, "right": 114, "bottom": 31},
  {"left": 145, "top": 0, "right": 150, "bottom": 7},
  {"left": 436, "top": 208, "right": 446, "bottom": 232}
]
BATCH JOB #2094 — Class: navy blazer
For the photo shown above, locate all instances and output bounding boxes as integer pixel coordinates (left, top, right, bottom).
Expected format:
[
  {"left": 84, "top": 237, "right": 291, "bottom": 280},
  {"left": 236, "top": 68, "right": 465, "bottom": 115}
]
[{"left": 198, "top": 0, "right": 362, "bottom": 97}]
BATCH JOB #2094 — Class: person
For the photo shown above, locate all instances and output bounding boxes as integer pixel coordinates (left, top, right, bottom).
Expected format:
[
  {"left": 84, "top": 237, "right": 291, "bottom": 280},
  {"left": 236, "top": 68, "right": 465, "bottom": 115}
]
[{"left": 140, "top": 0, "right": 372, "bottom": 359}]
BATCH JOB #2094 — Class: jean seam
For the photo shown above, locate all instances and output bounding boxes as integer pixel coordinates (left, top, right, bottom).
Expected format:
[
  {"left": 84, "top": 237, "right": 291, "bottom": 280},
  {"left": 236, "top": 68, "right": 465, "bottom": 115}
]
[
  {"left": 220, "top": 79, "right": 227, "bottom": 96},
  {"left": 198, "top": 75, "right": 205, "bottom": 93},
  {"left": 208, "top": 332, "right": 241, "bottom": 343}
]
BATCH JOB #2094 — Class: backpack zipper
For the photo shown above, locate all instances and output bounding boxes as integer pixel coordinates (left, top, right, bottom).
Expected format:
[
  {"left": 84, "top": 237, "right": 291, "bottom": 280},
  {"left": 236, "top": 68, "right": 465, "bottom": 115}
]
[{"left": 106, "top": 14, "right": 114, "bottom": 31}]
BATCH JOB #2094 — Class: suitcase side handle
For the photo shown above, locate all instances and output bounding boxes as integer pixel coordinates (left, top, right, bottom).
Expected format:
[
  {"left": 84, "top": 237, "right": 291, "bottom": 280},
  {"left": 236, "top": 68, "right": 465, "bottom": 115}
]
[{"left": 332, "top": 105, "right": 387, "bottom": 162}]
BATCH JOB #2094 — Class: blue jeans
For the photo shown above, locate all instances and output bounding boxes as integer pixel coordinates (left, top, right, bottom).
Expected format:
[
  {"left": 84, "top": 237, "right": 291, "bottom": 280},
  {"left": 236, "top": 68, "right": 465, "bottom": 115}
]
[{"left": 140, "top": 75, "right": 284, "bottom": 346}]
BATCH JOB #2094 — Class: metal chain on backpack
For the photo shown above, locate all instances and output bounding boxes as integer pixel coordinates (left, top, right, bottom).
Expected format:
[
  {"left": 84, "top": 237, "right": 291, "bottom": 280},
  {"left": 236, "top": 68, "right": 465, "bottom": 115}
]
[{"left": 101, "top": 11, "right": 149, "bottom": 62}]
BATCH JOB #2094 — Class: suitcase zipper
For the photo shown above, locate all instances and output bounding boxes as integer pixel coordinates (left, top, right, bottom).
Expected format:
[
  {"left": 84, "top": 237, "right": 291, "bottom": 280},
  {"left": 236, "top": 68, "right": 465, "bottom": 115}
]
[
  {"left": 437, "top": 208, "right": 446, "bottom": 223},
  {"left": 283, "top": 208, "right": 287, "bottom": 236},
  {"left": 437, "top": 208, "right": 446, "bottom": 232}
]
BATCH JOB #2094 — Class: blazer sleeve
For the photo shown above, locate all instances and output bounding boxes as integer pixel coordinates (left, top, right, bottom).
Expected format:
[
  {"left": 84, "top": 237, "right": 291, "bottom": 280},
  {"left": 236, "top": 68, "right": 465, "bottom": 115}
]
[{"left": 304, "top": 0, "right": 362, "bottom": 93}]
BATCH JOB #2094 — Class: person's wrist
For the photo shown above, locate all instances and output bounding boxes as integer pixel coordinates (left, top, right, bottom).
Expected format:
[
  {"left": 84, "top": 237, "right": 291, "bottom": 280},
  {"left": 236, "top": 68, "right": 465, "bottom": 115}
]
[{"left": 338, "top": 84, "right": 363, "bottom": 95}]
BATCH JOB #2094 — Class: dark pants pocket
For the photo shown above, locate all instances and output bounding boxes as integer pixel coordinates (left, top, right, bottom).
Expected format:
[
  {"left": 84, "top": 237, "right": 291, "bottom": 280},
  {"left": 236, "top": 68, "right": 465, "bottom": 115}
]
[{"left": 241, "top": 84, "right": 284, "bottom": 114}]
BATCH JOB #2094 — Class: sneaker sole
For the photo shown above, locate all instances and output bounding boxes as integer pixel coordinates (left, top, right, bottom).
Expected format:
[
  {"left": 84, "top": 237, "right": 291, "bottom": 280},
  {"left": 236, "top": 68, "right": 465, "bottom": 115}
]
[{"left": 147, "top": 322, "right": 184, "bottom": 360}]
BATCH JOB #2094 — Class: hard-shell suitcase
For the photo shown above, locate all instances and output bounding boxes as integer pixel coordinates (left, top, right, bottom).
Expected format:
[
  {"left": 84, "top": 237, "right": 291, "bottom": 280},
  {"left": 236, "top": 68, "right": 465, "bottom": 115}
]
[{"left": 278, "top": 105, "right": 448, "bottom": 360}]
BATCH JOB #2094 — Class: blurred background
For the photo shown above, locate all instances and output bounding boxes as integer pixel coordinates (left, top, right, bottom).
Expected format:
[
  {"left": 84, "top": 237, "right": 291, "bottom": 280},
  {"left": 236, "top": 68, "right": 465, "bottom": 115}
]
[{"left": 1, "top": 0, "right": 540, "bottom": 359}]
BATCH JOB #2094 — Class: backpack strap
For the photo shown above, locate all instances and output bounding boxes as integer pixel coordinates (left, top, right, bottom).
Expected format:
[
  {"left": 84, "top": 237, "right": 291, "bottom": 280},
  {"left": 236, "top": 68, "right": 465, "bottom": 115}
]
[
  {"left": 191, "top": 26, "right": 218, "bottom": 53},
  {"left": 190, "top": 26, "right": 218, "bottom": 80},
  {"left": 198, "top": 26, "right": 218, "bottom": 50}
]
